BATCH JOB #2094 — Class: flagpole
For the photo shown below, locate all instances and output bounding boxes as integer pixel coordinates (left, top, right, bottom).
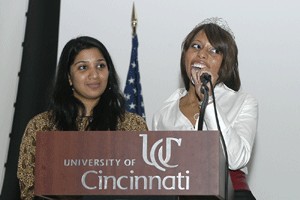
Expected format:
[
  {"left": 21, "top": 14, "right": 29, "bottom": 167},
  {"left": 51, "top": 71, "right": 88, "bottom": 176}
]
[
  {"left": 131, "top": 2, "right": 137, "bottom": 35},
  {"left": 124, "top": 2, "right": 146, "bottom": 120}
]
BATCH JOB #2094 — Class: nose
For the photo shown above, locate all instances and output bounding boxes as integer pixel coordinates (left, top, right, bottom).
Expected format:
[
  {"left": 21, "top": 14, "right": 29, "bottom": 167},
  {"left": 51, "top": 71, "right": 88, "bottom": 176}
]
[
  {"left": 89, "top": 67, "right": 99, "bottom": 79},
  {"left": 197, "top": 48, "right": 207, "bottom": 59}
]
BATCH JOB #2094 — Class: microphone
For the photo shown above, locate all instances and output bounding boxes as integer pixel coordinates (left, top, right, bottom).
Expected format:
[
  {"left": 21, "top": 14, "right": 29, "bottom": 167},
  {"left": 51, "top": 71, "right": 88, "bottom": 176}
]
[
  {"left": 200, "top": 73, "right": 211, "bottom": 94},
  {"left": 200, "top": 73, "right": 211, "bottom": 84}
]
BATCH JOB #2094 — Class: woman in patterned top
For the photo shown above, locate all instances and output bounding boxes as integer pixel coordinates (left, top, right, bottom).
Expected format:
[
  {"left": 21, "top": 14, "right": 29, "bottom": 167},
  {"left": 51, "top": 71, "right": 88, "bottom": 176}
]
[{"left": 17, "top": 36, "right": 148, "bottom": 200}]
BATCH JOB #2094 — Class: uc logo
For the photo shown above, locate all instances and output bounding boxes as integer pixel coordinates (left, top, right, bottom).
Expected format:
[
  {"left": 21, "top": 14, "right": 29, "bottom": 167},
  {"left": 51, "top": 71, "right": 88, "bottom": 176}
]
[{"left": 139, "top": 134, "right": 182, "bottom": 171}]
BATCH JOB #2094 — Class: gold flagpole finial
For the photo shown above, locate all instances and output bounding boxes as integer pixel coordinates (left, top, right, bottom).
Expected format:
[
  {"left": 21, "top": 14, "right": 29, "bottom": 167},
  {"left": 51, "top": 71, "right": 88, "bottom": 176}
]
[{"left": 131, "top": 2, "right": 137, "bottom": 35}]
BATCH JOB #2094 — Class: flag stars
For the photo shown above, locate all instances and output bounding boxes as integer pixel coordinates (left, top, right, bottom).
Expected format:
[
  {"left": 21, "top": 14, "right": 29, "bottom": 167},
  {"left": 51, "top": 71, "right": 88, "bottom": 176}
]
[
  {"left": 131, "top": 62, "right": 136, "bottom": 68},
  {"left": 128, "top": 77, "right": 135, "bottom": 84},
  {"left": 129, "top": 103, "right": 136, "bottom": 110},
  {"left": 124, "top": 93, "right": 130, "bottom": 100}
]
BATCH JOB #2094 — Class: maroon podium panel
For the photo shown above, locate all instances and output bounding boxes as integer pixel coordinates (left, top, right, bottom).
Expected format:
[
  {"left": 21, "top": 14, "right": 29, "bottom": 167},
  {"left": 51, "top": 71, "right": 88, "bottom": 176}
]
[{"left": 35, "top": 131, "right": 227, "bottom": 198}]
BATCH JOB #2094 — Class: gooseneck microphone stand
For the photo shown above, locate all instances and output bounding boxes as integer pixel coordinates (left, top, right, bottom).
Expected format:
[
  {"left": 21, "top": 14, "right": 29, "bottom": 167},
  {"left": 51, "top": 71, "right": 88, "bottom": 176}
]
[
  {"left": 197, "top": 80, "right": 229, "bottom": 200},
  {"left": 197, "top": 84, "right": 209, "bottom": 131}
]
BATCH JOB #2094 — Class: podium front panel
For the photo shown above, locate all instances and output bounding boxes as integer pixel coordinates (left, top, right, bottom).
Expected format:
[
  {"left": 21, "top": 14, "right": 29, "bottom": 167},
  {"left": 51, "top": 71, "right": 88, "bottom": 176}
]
[{"left": 34, "top": 131, "right": 227, "bottom": 198}]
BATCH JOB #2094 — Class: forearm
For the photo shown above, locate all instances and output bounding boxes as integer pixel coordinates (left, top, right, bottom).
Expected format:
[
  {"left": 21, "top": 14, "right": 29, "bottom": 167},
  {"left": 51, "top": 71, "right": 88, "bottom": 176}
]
[{"left": 204, "top": 97, "right": 258, "bottom": 169}]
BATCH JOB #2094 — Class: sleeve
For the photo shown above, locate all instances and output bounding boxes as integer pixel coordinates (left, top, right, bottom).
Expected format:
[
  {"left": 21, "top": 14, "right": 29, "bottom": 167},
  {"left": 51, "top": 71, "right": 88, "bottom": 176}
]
[
  {"left": 17, "top": 119, "right": 38, "bottom": 200},
  {"left": 17, "top": 112, "right": 52, "bottom": 200},
  {"left": 204, "top": 95, "right": 258, "bottom": 170}
]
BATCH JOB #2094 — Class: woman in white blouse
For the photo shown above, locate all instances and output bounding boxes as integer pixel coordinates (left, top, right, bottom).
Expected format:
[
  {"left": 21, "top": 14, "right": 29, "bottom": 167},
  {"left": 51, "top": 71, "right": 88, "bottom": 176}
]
[{"left": 152, "top": 17, "right": 258, "bottom": 200}]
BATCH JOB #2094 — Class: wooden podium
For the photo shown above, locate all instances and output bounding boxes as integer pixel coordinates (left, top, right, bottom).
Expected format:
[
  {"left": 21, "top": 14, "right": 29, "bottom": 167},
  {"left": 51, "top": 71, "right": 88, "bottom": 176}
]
[{"left": 34, "top": 131, "right": 233, "bottom": 200}]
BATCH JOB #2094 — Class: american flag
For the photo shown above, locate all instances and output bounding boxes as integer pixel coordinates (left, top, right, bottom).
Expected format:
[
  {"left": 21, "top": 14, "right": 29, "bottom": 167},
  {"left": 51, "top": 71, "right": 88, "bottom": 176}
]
[{"left": 124, "top": 34, "right": 146, "bottom": 120}]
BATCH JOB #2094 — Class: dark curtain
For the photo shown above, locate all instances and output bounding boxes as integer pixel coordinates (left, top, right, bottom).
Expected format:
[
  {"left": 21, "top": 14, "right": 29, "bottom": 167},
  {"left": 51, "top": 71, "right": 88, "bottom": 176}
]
[{"left": 0, "top": 0, "right": 60, "bottom": 199}]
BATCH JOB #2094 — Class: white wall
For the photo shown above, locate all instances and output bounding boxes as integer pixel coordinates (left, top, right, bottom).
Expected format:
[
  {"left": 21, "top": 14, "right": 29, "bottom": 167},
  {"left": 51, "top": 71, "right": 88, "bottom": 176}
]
[
  {"left": 1, "top": 0, "right": 300, "bottom": 199},
  {"left": 0, "top": 0, "right": 28, "bottom": 194},
  {"left": 59, "top": 0, "right": 300, "bottom": 199}
]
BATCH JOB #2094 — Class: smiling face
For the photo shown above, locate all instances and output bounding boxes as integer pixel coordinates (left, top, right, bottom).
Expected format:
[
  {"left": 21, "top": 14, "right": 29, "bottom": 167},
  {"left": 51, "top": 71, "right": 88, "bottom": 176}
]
[
  {"left": 68, "top": 47, "right": 109, "bottom": 113},
  {"left": 185, "top": 30, "right": 223, "bottom": 87}
]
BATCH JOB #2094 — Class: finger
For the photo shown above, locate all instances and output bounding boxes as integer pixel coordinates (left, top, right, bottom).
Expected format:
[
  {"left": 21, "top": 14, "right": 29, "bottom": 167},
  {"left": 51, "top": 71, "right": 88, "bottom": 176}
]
[{"left": 191, "top": 67, "right": 201, "bottom": 85}]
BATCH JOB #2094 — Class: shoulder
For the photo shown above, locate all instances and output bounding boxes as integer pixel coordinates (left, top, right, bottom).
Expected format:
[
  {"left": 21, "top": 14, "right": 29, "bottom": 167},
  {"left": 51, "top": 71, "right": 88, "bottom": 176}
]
[
  {"left": 21, "top": 111, "right": 55, "bottom": 142},
  {"left": 153, "top": 88, "right": 186, "bottom": 119},
  {"left": 164, "top": 88, "right": 187, "bottom": 103},
  {"left": 215, "top": 83, "right": 258, "bottom": 111},
  {"left": 27, "top": 111, "right": 52, "bottom": 125},
  {"left": 217, "top": 84, "right": 257, "bottom": 102},
  {"left": 155, "top": 88, "right": 186, "bottom": 115},
  {"left": 20, "top": 111, "right": 56, "bottom": 149},
  {"left": 152, "top": 88, "right": 187, "bottom": 130},
  {"left": 118, "top": 112, "right": 148, "bottom": 131},
  {"left": 28, "top": 111, "right": 52, "bottom": 122},
  {"left": 25, "top": 111, "right": 56, "bottom": 133}
]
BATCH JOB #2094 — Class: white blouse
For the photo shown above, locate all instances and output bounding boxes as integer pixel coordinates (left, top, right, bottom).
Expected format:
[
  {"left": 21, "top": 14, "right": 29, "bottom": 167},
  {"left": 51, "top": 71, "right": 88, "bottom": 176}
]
[{"left": 152, "top": 83, "right": 258, "bottom": 172}]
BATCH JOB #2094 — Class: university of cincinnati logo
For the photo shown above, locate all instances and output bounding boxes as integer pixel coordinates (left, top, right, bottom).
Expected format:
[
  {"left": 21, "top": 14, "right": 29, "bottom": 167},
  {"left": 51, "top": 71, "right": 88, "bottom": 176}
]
[{"left": 139, "top": 134, "right": 182, "bottom": 171}]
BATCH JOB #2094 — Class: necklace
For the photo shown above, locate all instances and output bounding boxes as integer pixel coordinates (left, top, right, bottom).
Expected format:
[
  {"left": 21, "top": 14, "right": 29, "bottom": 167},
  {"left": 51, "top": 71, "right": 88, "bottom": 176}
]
[
  {"left": 193, "top": 113, "right": 199, "bottom": 120},
  {"left": 78, "top": 116, "right": 93, "bottom": 130}
]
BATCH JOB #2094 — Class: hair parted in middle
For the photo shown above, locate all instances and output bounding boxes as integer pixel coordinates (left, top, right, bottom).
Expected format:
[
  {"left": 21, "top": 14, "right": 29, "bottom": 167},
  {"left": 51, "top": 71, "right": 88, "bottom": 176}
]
[{"left": 49, "top": 36, "right": 125, "bottom": 131}]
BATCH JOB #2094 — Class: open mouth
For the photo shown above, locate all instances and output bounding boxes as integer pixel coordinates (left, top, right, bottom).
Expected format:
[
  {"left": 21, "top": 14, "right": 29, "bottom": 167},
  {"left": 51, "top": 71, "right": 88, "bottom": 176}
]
[{"left": 191, "top": 63, "right": 205, "bottom": 69}]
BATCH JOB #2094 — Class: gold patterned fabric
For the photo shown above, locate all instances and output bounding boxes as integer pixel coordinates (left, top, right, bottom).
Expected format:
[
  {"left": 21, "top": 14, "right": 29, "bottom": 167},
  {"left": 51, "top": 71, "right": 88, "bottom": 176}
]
[{"left": 17, "top": 111, "right": 148, "bottom": 200}]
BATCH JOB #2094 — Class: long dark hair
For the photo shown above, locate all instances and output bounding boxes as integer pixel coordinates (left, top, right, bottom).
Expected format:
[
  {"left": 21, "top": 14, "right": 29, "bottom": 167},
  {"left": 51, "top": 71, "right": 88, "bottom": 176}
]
[
  {"left": 49, "top": 36, "right": 125, "bottom": 130},
  {"left": 180, "top": 23, "right": 240, "bottom": 91}
]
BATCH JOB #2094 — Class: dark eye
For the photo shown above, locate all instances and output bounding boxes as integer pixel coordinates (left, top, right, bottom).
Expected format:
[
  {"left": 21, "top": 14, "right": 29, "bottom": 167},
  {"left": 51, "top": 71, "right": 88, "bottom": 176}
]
[
  {"left": 97, "top": 63, "right": 107, "bottom": 69},
  {"left": 209, "top": 48, "right": 221, "bottom": 55},
  {"left": 78, "top": 65, "right": 87, "bottom": 70},
  {"left": 191, "top": 43, "right": 201, "bottom": 49}
]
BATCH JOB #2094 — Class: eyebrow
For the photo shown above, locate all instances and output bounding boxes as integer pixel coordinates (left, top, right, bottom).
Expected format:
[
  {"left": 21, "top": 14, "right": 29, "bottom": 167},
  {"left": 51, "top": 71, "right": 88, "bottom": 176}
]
[
  {"left": 73, "top": 58, "right": 105, "bottom": 66},
  {"left": 73, "top": 60, "right": 88, "bottom": 66},
  {"left": 192, "top": 39, "right": 202, "bottom": 42}
]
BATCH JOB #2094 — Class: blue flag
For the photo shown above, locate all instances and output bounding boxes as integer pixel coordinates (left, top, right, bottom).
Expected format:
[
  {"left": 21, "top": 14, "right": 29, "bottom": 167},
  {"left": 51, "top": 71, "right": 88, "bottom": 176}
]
[{"left": 124, "top": 34, "right": 146, "bottom": 120}]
